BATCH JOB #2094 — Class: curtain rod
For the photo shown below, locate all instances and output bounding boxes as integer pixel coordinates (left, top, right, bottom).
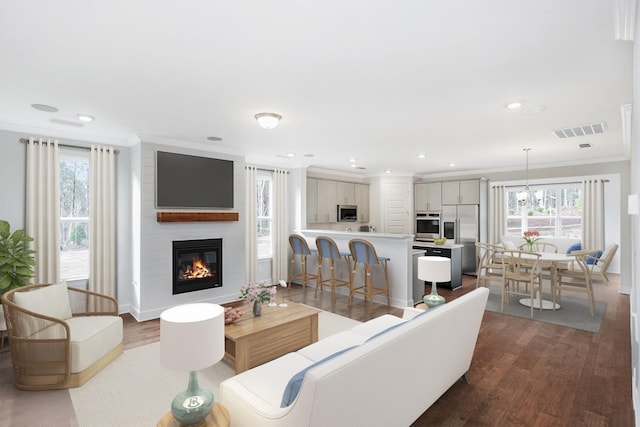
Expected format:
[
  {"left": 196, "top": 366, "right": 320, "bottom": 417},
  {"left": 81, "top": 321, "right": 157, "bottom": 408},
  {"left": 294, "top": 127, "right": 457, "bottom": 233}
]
[
  {"left": 19, "top": 137, "right": 120, "bottom": 155},
  {"left": 245, "top": 165, "right": 289, "bottom": 174},
  {"left": 493, "top": 179, "right": 609, "bottom": 189}
]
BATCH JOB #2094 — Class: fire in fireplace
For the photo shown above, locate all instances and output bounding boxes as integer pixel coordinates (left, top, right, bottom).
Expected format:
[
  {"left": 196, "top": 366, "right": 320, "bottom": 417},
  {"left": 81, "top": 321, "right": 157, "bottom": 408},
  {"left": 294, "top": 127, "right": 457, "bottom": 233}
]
[{"left": 172, "top": 238, "right": 222, "bottom": 295}]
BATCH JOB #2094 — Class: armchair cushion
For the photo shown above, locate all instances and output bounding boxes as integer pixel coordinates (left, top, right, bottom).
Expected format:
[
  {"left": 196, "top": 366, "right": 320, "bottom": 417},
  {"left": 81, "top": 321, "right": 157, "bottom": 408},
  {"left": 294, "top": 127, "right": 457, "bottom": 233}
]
[{"left": 13, "top": 282, "right": 72, "bottom": 320}]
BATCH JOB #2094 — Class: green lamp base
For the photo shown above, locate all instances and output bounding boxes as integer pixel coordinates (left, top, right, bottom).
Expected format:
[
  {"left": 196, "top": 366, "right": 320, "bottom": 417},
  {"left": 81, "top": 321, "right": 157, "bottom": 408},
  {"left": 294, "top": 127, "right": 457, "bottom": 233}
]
[
  {"left": 423, "top": 282, "right": 446, "bottom": 308},
  {"left": 171, "top": 371, "right": 214, "bottom": 426}
]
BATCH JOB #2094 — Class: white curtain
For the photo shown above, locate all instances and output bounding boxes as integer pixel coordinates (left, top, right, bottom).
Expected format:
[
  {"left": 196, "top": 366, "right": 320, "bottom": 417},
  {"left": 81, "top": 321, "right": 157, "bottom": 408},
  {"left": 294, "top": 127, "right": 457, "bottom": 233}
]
[
  {"left": 89, "top": 145, "right": 116, "bottom": 302},
  {"left": 272, "top": 169, "right": 289, "bottom": 284},
  {"left": 491, "top": 185, "right": 506, "bottom": 244},
  {"left": 245, "top": 166, "right": 258, "bottom": 282},
  {"left": 582, "top": 179, "right": 605, "bottom": 250},
  {"left": 25, "top": 138, "right": 60, "bottom": 283}
]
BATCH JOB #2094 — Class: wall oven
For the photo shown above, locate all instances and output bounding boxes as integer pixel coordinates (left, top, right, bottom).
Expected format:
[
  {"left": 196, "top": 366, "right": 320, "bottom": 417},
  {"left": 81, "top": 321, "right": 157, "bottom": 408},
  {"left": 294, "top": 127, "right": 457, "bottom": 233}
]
[
  {"left": 337, "top": 205, "right": 358, "bottom": 222},
  {"left": 415, "top": 212, "right": 441, "bottom": 240}
]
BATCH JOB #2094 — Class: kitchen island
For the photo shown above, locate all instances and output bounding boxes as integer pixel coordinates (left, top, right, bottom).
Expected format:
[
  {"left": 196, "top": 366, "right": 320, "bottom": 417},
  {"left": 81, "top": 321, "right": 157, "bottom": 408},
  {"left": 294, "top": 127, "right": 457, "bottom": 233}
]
[
  {"left": 296, "top": 229, "right": 414, "bottom": 308},
  {"left": 412, "top": 241, "right": 464, "bottom": 291}
]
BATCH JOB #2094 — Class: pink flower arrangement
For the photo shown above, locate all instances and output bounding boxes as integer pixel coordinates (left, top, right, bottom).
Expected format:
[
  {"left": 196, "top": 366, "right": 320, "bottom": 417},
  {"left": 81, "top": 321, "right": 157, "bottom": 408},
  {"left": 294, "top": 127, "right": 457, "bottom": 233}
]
[
  {"left": 522, "top": 230, "right": 541, "bottom": 247},
  {"left": 239, "top": 281, "right": 277, "bottom": 304}
]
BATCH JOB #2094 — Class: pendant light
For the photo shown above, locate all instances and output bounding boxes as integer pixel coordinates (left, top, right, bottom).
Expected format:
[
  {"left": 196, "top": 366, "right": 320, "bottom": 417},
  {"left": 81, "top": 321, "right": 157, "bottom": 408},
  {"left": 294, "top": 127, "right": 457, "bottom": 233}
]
[{"left": 522, "top": 148, "right": 534, "bottom": 208}]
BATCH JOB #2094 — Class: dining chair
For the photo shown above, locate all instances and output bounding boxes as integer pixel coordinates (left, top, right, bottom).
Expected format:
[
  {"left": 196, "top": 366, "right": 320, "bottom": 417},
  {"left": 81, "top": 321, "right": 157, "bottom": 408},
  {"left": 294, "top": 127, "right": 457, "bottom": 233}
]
[
  {"left": 348, "top": 239, "right": 390, "bottom": 314},
  {"left": 500, "top": 250, "right": 543, "bottom": 318},
  {"left": 555, "top": 250, "right": 596, "bottom": 316},
  {"left": 315, "top": 236, "right": 351, "bottom": 303},
  {"left": 288, "top": 234, "right": 318, "bottom": 291},
  {"left": 589, "top": 243, "right": 619, "bottom": 285},
  {"left": 475, "top": 242, "right": 503, "bottom": 288}
]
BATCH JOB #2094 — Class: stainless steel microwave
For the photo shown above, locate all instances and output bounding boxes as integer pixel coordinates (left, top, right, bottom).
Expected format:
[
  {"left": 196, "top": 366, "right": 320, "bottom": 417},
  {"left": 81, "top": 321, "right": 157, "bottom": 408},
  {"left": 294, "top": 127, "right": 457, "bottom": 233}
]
[{"left": 337, "top": 205, "right": 358, "bottom": 222}]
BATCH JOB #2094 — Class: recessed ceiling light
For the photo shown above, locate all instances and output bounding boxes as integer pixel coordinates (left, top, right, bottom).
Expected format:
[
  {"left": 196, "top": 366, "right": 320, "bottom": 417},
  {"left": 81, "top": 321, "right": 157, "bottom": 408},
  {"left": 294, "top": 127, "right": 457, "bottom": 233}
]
[
  {"left": 207, "top": 136, "right": 223, "bottom": 142},
  {"left": 31, "top": 103, "right": 58, "bottom": 112},
  {"left": 385, "top": 169, "right": 392, "bottom": 174},
  {"left": 77, "top": 114, "right": 94, "bottom": 122},
  {"left": 286, "top": 152, "right": 295, "bottom": 157},
  {"left": 349, "top": 158, "right": 357, "bottom": 163},
  {"left": 449, "top": 163, "right": 456, "bottom": 167},
  {"left": 417, "top": 153, "right": 426, "bottom": 159},
  {"left": 505, "top": 101, "right": 523, "bottom": 110},
  {"left": 350, "top": 164, "right": 358, "bottom": 168}
]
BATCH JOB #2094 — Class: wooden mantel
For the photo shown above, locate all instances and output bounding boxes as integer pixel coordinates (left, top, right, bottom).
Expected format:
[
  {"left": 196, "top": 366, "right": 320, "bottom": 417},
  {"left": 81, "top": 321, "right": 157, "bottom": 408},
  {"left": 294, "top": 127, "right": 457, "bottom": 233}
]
[{"left": 157, "top": 212, "right": 239, "bottom": 222}]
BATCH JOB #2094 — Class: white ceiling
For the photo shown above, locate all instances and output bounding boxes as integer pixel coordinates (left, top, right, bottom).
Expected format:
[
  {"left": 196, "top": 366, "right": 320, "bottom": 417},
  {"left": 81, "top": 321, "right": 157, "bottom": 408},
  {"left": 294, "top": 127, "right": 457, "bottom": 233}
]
[{"left": 0, "top": 1, "right": 633, "bottom": 176}]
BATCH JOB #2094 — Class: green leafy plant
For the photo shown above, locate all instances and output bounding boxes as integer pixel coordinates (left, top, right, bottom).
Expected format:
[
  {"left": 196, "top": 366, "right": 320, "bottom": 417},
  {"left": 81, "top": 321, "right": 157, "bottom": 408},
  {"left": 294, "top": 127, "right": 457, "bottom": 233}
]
[{"left": 0, "top": 220, "right": 36, "bottom": 295}]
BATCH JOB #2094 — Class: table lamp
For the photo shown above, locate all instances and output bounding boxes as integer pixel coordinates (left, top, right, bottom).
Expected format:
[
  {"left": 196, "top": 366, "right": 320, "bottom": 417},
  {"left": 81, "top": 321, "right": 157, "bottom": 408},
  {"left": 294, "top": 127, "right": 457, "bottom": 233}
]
[
  {"left": 160, "top": 303, "right": 225, "bottom": 426},
  {"left": 418, "top": 256, "right": 450, "bottom": 308}
]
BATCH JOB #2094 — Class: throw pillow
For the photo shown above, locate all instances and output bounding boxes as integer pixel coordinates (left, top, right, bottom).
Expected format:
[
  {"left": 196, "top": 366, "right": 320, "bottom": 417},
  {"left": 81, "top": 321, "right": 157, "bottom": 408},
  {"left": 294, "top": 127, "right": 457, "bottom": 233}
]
[
  {"left": 566, "top": 243, "right": 581, "bottom": 254},
  {"left": 280, "top": 346, "right": 356, "bottom": 407},
  {"left": 13, "top": 282, "right": 72, "bottom": 320},
  {"left": 502, "top": 240, "right": 517, "bottom": 250}
]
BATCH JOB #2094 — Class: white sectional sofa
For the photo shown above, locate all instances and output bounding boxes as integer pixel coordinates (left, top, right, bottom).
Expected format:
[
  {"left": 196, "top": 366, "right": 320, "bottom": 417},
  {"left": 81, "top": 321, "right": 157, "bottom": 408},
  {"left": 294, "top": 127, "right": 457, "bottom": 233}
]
[{"left": 219, "top": 287, "right": 490, "bottom": 427}]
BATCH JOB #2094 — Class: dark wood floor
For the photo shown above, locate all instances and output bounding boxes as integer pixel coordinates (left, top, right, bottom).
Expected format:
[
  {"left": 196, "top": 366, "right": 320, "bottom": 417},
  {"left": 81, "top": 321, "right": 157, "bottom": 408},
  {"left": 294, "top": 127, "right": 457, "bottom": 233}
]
[
  {"left": 1, "top": 274, "right": 632, "bottom": 426},
  {"left": 120, "top": 274, "right": 633, "bottom": 426}
]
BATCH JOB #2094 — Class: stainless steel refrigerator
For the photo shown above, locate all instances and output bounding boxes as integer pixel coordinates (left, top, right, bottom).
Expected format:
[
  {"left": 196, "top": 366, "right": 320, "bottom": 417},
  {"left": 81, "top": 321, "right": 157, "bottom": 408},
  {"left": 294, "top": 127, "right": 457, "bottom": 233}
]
[{"left": 442, "top": 205, "right": 479, "bottom": 275}]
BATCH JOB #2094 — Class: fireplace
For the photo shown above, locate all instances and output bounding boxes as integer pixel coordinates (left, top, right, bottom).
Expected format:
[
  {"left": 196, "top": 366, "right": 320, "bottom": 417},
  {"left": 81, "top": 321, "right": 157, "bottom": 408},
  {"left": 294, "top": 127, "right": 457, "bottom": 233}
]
[{"left": 172, "top": 238, "right": 222, "bottom": 295}]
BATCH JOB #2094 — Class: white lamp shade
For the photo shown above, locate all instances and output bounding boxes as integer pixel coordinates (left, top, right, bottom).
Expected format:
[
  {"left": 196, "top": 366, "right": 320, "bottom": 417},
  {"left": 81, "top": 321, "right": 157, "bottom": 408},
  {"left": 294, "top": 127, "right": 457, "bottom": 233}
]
[
  {"left": 418, "top": 256, "right": 451, "bottom": 283},
  {"left": 160, "top": 303, "right": 225, "bottom": 371}
]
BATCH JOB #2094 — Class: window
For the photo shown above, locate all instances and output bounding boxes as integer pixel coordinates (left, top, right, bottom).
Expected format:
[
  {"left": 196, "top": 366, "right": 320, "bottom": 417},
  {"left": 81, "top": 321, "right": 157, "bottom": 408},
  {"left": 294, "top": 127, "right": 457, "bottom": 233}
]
[
  {"left": 257, "top": 173, "right": 273, "bottom": 259},
  {"left": 506, "top": 184, "right": 581, "bottom": 239},
  {"left": 59, "top": 151, "right": 90, "bottom": 280}
]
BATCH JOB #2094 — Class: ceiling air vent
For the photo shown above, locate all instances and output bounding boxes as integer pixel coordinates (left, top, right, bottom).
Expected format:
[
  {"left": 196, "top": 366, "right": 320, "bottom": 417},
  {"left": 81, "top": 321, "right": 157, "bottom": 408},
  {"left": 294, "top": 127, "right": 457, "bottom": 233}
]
[
  {"left": 578, "top": 143, "right": 591, "bottom": 149},
  {"left": 551, "top": 122, "right": 607, "bottom": 139}
]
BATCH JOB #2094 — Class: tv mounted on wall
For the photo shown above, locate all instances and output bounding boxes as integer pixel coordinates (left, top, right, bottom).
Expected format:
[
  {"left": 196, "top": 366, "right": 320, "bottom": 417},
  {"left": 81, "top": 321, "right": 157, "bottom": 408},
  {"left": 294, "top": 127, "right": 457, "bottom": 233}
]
[{"left": 156, "top": 151, "right": 234, "bottom": 209}]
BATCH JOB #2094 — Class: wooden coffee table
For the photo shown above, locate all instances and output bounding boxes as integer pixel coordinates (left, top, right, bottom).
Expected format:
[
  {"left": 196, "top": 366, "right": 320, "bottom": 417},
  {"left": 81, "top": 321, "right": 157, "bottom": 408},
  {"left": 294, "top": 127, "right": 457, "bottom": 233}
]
[{"left": 223, "top": 301, "right": 319, "bottom": 373}]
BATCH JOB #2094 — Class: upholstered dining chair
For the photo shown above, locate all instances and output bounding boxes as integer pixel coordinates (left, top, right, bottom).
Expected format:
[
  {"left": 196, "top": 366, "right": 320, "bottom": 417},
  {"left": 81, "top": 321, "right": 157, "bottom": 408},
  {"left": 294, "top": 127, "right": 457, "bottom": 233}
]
[
  {"left": 348, "top": 239, "right": 390, "bottom": 314},
  {"left": 288, "top": 234, "right": 318, "bottom": 291},
  {"left": 500, "top": 250, "right": 543, "bottom": 318},
  {"left": 475, "top": 242, "right": 504, "bottom": 288},
  {"left": 555, "top": 250, "right": 597, "bottom": 316},
  {"left": 315, "top": 236, "right": 351, "bottom": 303}
]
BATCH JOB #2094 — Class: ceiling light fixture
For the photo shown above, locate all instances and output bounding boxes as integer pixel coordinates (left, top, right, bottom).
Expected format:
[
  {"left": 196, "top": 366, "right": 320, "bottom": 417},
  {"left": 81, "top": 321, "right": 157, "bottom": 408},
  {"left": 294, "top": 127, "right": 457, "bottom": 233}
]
[
  {"left": 505, "top": 101, "right": 523, "bottom": 110},
  {"left": 349, "top": 158, "right": 357, "bottom": 163},
  {"left": 286, "top": 152, "right": 295, "bottom": 157},
  {"left": 448, "top": 163, "right": 456, "bottom": 167},
  {"left": 385, "top": 169, "right": 392, "bottom": 174},
  {"left": 518, "top": 148, "right": 535, "bottom": 207},
  {"left": 77, "top": 114, "right": 94, "bottom": 122},
  {"left": 417, "top": 153, "right": 426, "bottom": 159},
  {"left": 255, "top": 112, "right": 281, "bottom": 129}
]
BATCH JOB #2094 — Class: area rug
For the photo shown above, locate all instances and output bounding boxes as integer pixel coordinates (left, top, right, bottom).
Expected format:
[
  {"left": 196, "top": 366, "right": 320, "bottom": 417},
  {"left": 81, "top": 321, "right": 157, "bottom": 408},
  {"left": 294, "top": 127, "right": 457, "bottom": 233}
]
[
  {"left": 69, "top": 310, "right": 361, "bottom": 427},
  {"left": 484, "top": 285, "right": 606, "bottom": 333}
]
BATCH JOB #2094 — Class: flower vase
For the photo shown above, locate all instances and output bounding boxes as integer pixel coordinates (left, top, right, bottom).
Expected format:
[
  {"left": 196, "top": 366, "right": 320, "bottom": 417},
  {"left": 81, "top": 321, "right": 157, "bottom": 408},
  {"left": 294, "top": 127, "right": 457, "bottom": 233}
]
[
  {"left": 423, "top": 282, "right": 446, "bottom": 308},
  {"left": 526, "top": 243, "right": 534, "bottom": 252},
  {"left": 252, "top": 301, "right": 262, "bottom": 316}
]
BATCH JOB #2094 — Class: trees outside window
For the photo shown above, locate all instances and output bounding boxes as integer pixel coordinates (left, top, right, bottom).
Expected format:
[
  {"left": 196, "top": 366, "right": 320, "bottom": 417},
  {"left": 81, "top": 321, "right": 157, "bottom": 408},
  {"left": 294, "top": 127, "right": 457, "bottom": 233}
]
[
  {"left": 257, "top": 173, "right": 273, "bottom": 259},
  {"left": 59, "top": 152, "right": 89, "bottom": 279},
  {"left": 506, "top": 184, "right": 581, "bottom": 239}
]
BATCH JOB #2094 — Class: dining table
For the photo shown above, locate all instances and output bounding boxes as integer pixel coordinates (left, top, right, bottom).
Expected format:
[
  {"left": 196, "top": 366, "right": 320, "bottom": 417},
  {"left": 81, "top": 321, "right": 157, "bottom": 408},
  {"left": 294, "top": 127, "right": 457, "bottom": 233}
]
[{"left": 517, "top": 251, "right": 574, "bottom": 310}]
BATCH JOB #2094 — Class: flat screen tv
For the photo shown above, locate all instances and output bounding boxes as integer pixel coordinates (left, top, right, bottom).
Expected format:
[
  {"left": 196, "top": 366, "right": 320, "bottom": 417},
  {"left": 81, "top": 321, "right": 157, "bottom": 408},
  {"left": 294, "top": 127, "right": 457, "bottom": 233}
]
[{"left": 156, "top": 151, "right": 234, "bottom": 209}]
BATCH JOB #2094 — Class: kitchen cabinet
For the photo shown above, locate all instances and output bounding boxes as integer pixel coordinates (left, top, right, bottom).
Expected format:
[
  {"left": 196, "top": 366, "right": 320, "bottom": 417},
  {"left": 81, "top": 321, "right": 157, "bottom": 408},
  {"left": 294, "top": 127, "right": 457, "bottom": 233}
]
[
  {"left": 316, "top": 180, "right": 338, "bottom": 222},
  {"left": 441, "top": 179, "right": 480, "bottom": 205},
  {"left": 307, "top": 178, "right": 318, "bottom": 224},
  {"left": 337, "top": 182, "right": 356, "bottom": 205},
  {"left": 355, "top": 183, "right": 369, "bottom": 222},
  {"left": 422, "top": 245, "right": 462, "bottom": 290},
  {"left": 414, "top": 182, "right": 442, "bottom": 211}
]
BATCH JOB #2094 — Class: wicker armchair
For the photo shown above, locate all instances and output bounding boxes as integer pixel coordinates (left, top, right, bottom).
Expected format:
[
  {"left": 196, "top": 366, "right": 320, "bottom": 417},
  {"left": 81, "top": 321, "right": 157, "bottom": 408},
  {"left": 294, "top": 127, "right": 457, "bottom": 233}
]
[{"left": 1, "top": 283, "right": 123, "bottom": 390}]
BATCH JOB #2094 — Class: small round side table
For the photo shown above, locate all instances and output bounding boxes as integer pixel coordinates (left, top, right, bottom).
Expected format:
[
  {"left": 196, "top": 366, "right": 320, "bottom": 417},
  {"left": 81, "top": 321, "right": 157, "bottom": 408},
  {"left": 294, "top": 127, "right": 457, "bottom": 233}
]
[{"left": 156, "top": 402, "right": 230, "bottom": 427}]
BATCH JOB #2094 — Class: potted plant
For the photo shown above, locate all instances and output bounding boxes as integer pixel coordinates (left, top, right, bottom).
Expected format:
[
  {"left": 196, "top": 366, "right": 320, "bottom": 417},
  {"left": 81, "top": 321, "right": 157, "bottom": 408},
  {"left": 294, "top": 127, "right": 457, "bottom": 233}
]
[{"left": 0, "top": 220, "right": 36, "bottom": 340}]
